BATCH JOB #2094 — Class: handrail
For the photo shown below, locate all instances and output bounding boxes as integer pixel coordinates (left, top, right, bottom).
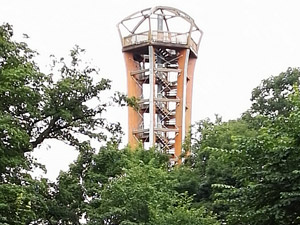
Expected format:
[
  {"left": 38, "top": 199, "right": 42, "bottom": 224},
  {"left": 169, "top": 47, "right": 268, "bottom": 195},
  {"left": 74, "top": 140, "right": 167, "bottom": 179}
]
[{"left": 122, "top": 30, "right": 198, "bottom": 53}]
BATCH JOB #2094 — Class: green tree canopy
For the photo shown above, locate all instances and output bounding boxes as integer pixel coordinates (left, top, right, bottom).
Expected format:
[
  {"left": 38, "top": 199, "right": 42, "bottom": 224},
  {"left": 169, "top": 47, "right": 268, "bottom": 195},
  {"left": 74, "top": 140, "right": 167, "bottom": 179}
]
[
  {"left": 185, "top": 68, "right": 300, "bottom": 224},
  {"left": 54, "top": 144, "right": 218, "bottom": 225},
  {"left": 249, "top": 67, "right": 300, "bottom": 117},
  {"left": 0, "top": 23, "right": 120, "bottom": 225},
  {"left": 213, "top": 91, "right": 300, "bottom": 224}
]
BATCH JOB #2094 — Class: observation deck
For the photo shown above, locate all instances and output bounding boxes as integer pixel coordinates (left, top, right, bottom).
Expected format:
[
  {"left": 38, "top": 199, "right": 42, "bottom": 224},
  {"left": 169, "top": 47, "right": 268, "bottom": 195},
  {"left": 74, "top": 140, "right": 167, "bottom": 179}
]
[{"left": 117, "top": 6, "right": 203, "bottom": 57}]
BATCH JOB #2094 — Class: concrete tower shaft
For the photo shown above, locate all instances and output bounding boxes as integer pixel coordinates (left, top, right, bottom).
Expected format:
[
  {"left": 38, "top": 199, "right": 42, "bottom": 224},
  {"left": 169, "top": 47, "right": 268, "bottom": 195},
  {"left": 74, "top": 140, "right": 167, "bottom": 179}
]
[{"left": 117, "top": 6, "right": 203, "bottom": 163}]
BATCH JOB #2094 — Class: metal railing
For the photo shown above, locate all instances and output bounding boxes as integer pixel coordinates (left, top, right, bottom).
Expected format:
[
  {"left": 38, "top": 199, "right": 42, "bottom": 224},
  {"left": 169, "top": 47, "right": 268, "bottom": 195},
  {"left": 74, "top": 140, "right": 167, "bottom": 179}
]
[{"left": 122, "top": 30, "right": 198, "bottom": 53}]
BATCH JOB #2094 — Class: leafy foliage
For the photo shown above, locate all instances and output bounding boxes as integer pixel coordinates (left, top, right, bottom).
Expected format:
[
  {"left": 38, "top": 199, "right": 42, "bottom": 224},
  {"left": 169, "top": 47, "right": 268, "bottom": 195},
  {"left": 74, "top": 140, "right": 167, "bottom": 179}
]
[
  {"left": 2, "top": 21, "right": 300, "bottom": 225},
  {"left": 0, "top": 23, "right": 119, "bottom": 224},
  {"left": 57, "top": 145, "right": 218, "bottom": 225},
  {"left": 213, "top": 92, "right": 300, "bottom": 224},
  {"left": 185, "top": 69, "right": 300, "bottom": 224},
  {"left": 178, "top": 117, "right": 256, "bottom": 211},
  {"left": 250, "top": 67, "right": 300, "bottom": 117}
]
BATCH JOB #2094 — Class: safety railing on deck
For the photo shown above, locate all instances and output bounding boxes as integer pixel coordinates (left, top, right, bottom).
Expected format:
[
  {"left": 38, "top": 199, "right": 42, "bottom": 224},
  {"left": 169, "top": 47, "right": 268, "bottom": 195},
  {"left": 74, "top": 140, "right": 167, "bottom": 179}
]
[{"left": 122, "top": 30, "right": 198, "bottom": 53}]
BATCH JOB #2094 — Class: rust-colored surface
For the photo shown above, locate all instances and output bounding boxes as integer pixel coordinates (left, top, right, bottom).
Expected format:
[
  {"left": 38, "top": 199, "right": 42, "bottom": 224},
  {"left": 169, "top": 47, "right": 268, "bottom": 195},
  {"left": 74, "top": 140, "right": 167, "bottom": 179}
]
[
  {"left": 185, "top": 58, "right": 197, "bottom": 140},
  {"left": 175, "top": 49, "right": 188, "bottom": 162},
  {"left": 124, "top": 52, "right": 141, "bottom": 149},
  {"left": 185, "top": 57, "right": 197, "bottom": 156}
]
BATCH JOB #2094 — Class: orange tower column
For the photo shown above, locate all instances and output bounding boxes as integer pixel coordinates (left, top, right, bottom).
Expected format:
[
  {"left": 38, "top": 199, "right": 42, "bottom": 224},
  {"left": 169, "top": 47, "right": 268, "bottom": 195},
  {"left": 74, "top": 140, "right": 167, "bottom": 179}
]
[{"left": 124, "top": 52, "right": 141, "bottom": 148}]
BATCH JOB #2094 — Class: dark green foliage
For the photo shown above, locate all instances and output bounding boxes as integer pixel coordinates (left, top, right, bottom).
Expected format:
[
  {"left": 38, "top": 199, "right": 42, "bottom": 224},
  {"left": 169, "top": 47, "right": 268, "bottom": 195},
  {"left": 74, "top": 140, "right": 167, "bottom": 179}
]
[
  {"left": 250, "top": 67, "right": 300, "bottom": 117},
  {"left": 65, "top": 146, "right": 218, "bottom": 225},
  {"left": 3, "top": 21, "right": 300, "bottom": 225},
  {"left": 48, "top": 142, "right": 218, "bottom": 224},
  {"left": 0, "top": 23, "right": 116, "bottom": 224},
  {"left": 213, "top": 93, "right": 300, "bottom": 224},
  {"left": 184, "top": 69, "right": 300, "bottom": 224},
  {"left": 178, "top": 117, "right": 256, "bottom": 212}
]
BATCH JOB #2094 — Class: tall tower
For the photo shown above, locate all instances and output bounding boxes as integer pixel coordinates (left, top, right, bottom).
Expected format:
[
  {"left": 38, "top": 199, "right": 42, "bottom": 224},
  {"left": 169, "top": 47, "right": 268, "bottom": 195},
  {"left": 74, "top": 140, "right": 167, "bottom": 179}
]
[{"left": 117, "top": 6, "right": 203, "bottom": 163}]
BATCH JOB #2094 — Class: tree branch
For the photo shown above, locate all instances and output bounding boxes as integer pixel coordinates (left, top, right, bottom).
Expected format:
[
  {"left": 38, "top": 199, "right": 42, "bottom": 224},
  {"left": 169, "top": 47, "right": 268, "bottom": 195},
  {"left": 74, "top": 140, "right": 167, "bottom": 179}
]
[{"left": 29, "top": 116, "right": 59, "bottom": 151}]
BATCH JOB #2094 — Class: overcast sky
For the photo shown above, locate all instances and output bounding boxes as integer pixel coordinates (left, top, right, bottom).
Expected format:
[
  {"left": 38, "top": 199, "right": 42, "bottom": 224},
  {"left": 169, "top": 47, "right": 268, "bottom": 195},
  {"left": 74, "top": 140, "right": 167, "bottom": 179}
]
[{"left": 2, "top": 0, "right": 300, "bottom": 180}]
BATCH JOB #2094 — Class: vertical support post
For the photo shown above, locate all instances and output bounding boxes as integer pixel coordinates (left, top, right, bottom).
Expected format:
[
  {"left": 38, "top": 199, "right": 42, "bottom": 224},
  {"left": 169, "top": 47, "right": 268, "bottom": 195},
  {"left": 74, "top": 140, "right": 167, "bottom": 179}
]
[
  {"left": 157, "top": 14, "right": 163, "bottom": 42},
  {"left": 156, "top": 15, "right": 163, "bottom": 132},
  {"left": 124, "top": 52, "right": 141, "bottom": 148},
  {"left": 181, "top": 49, "right": 190, "bottom": 144},
  {"left": 158, "top": 14, "right": 163, "bottom": 30},
  {"left": 149, "top": 45, "right": 155, "bottom": 147},
  {"left": 185, "top": 57, "right": 197, "bottom": 155},
  {"left": 175, "top": 49, "right": 187, "bottom": 161}
]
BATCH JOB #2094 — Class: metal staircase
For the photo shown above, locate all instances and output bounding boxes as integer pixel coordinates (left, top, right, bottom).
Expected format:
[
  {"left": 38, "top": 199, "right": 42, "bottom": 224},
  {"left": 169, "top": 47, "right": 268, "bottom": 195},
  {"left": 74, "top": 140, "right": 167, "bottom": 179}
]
[{"left": 129, "top": 48, "right": 182, "bottom": 158}]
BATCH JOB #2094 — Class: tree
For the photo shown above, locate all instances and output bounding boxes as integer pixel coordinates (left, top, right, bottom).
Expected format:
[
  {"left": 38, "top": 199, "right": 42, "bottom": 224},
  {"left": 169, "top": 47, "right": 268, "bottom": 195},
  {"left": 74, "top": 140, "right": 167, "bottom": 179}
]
[
  {"left": 249, "top": 67, "right": 300, "bottom": 118},
  {"left": 51, "top": 142, "right": 219, "bottom": 225},
  {"left": 0, "top": 23, "right": 120, "bottom": 224},
  {"left": 213, "top": 91, "right": 300, "bottom": 224},
  {"left": 80, "top": 147, "right": 217, "bottom": 225},
  {"left": 52, "top": 145, "right": 168, "bottom": 224},
  {"left": 184, "top": 69, "right": 300, "bottom": 224},
  {"left": 0, "top": 23, "right": 50, "bottom": 225},
  {"left": 176, "top": 117, "right": 256, "bottom": 215}
]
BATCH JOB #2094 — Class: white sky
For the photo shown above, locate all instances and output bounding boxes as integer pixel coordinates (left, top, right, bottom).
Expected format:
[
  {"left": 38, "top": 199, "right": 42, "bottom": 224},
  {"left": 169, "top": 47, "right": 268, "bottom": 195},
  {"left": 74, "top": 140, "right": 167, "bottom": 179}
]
[{"left": 2, "top": 0, "right": 300, "bottom": 180}]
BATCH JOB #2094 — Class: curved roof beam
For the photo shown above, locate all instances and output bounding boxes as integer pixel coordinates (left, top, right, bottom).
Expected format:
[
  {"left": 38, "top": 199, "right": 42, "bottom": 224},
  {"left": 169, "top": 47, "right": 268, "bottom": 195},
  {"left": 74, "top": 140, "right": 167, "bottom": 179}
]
[
  {"left": 150, "top": 6, "right": 201, "bottom": 31},
  {"left": 117, "top": 6, "right": 203, "bottom": 35}
]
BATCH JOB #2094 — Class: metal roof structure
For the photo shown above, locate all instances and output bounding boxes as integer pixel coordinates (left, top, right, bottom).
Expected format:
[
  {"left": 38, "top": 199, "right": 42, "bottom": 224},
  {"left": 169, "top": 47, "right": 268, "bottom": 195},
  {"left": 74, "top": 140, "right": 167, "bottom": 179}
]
[{"left": 117, "top": 6, "right": 203, "bottom": 56}]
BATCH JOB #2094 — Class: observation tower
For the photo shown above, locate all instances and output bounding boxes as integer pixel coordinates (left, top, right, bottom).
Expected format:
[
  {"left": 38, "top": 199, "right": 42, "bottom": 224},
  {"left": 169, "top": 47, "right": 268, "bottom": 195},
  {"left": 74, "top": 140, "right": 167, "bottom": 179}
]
[{"left": 117, "top": 6, "right": 203, "bottom": 163}]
